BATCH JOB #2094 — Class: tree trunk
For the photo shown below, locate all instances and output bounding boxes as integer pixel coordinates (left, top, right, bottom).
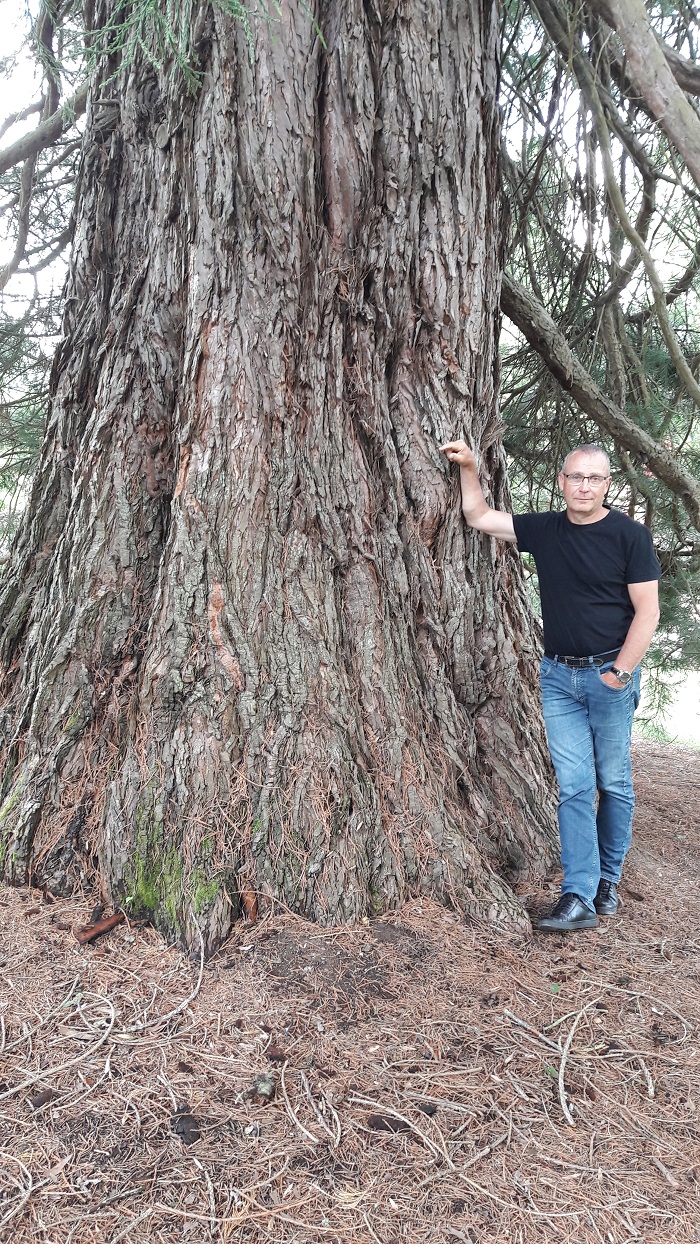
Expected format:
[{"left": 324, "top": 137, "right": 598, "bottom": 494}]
[{"left": 0, "top": 0, "right": 558, "bottom": 952}]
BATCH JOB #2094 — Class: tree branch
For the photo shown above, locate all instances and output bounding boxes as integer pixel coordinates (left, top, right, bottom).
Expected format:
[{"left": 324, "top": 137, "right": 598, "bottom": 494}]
[
  {"left": 627, "top": 237, "right": 700, "bottom": 325},
  {"left": 583, "top": 61, "right": 700, "bottom": 412},
  {"left": 501, "top": 272, "right": 700, "bottom": 532},
  {"left": 661, "top": 41, "right": 700, "bottom": 97},
  {"left": 589, "top": 0, "right": 700, "bottom": 95},
  {"left": 530, "top": 0, "right": 660, "bottom": 179},
  {"left": 530, "top": 0, "right": 700, "bottom": 410},
  {"left": 0, "top": 99, "right": 45, "bottom": 143},
  {"left": 0, "top": 156, "right": 38, "bottom": 292},
  {"left": 21, "top": 226, "right": 73, "bottom": 276},
  {"left": 0, "top": 81, "right": 88, "bottom": 178},
  {"left": 35, "top": 0, "right": 61, "bottom": 118},
  {"left": 588, "top": 0, "right": 700, "bottom": 192}
]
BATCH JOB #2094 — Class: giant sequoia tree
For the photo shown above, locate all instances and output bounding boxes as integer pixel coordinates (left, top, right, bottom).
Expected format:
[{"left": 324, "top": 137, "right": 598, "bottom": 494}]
[{"left": 1, "top": 0, "right": 590, "bottom": 950}]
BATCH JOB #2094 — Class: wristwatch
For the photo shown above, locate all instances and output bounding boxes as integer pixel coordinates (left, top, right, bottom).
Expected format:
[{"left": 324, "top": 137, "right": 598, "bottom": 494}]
[{"left": 610, "top": 666, "right": 633, "bottom": 686}]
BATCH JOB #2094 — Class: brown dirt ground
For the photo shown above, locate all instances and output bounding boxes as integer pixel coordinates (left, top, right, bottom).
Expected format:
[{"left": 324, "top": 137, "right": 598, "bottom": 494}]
[{"left": 1, "top": 740, "right": 699, "bottom": 1244}]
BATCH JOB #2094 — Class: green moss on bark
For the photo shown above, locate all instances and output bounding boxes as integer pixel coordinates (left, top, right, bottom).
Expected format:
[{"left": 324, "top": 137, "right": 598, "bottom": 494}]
[{"left": 120, "top": 795, "right": 220, "bottom": 938}]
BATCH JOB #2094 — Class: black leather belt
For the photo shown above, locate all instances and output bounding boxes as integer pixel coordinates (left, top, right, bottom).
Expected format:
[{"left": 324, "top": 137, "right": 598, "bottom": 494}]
[{"left": 544, "top": 649, "right": 619, "bottom": 668}]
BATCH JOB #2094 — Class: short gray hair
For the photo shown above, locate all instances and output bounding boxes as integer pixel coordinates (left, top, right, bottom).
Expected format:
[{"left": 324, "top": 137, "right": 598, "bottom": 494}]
[{"left": 562, "top": 445, "right": 611, "bottom": 475}]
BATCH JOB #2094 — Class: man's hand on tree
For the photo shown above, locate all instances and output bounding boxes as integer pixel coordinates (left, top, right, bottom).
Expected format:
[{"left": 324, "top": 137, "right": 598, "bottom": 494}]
[
  {"left": 440, "top": 441, "right": 516, "bottom": 541},
  {"left": 440, "top": 440, "right": 477, "bottom": 468}
]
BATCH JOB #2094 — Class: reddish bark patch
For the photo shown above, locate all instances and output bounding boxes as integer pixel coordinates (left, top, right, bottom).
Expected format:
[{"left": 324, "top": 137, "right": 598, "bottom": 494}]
[{"left": 207, "top": 581, "right": 244, "bottom": 689}]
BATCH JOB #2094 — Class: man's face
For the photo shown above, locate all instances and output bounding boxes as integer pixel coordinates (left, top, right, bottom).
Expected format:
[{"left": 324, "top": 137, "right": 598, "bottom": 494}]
[{"left": 558, "top": 452, "right": 611, "bottom": 519}]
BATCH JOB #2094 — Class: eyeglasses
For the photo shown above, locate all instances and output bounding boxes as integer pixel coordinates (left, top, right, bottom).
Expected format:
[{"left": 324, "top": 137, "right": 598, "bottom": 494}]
[{"left": 562, "top": 473, "right": 609, "bottom": 486}]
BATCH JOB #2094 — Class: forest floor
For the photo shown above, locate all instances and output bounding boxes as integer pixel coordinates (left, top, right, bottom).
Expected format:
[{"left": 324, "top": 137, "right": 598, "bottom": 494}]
[{"left": 1, "top": 741, "right": 699, "bottom": 1244}]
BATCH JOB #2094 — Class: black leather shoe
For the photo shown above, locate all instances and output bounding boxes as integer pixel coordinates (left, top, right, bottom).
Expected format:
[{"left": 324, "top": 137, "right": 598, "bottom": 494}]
[
  {"left": 536, "top": 894, "right": 598, "bottom": 932},
  {"left": 594, "top": 878, "right": 620, "bottom": 915}
]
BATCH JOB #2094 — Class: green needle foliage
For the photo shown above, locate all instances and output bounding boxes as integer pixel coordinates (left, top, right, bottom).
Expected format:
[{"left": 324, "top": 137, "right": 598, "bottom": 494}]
[
  {"left": 88, "top": 0, "right": 261, "bottom": 89},
  {"left": 0, "top": 301, "right": 53, "bottom": 545}
]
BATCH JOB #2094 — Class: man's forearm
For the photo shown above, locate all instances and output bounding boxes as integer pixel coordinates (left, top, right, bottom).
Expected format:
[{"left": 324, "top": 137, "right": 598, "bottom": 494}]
[
  {"left": 615, "top": 608, "right": 660, "bottom": 672},
  {"left": 458, "top": 462, "right": 490, "bottom": 526},
  {"left": 441, "top": 440, "right": 517, "bottom": 541}
]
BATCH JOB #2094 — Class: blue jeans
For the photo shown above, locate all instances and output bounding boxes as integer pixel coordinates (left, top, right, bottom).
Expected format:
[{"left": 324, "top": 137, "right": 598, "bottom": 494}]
[{"left": 540, "top": 657, "right": 641, "bottom": 911}]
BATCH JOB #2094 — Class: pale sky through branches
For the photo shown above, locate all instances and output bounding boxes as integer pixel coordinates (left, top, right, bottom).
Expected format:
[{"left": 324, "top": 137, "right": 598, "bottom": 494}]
[
  {"left": 0, "top": 2, "right": 70, "bottom": 302},
  {"left": 0, "top": 1, "right": 41, "bottom": 137}
]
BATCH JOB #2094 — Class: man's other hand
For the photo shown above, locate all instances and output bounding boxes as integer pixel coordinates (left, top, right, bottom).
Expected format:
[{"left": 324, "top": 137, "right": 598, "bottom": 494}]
[{"left": 600, "top": 670, "right": 627, "bottom": 689}]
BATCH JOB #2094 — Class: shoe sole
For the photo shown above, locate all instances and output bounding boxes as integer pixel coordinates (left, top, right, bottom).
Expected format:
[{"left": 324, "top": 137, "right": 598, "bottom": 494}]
[
  {"left": 593, "top": 904, "right": 619, "bottom": 916},
  {"left": 536, "top": 917, "right": 598, "bottom": 931}
]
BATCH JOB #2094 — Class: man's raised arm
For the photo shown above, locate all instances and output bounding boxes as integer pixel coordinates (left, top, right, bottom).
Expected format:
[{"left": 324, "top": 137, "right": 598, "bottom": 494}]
[{"left": 440, "top": 441, "right": 516, "bottom": 542}]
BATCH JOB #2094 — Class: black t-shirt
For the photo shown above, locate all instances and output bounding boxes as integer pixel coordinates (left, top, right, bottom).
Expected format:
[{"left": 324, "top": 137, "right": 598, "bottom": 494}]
[{"left": 512, "top": 508, "right": 661, "bottom": 658}]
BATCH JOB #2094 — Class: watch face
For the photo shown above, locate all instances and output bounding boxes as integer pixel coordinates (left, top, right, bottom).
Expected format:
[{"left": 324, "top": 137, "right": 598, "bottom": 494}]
[{"left": 612, "top": 668, "right": 632, "bottom": 684}]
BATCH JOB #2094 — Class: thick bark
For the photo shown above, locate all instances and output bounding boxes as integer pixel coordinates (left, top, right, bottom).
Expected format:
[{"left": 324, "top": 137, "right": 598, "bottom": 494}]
[{"left": 0, "top": 0, "right": 558, "bottom": 951}]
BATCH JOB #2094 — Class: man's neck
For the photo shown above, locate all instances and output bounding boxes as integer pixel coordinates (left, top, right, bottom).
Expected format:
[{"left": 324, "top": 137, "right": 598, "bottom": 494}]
[{"left": 565, "top": 505, "right": 610, "bottom": 526}]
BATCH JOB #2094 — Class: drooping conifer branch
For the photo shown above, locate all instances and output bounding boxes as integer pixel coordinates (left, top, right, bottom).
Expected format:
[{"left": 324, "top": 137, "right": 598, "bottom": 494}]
[{"left": 501, "top": 273, "right": 700, "bottom": 532}]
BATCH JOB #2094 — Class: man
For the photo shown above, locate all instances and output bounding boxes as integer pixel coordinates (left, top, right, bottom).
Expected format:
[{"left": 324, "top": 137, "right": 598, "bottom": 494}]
[{"left": 440, "top": 441, "right": 661, "bottom": 932}]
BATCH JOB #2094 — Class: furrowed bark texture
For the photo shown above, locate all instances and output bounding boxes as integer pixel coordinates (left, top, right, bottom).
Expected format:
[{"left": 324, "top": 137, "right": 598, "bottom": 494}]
[{"left": 0, "top": 0, "right": 558, "bottom": 950}]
